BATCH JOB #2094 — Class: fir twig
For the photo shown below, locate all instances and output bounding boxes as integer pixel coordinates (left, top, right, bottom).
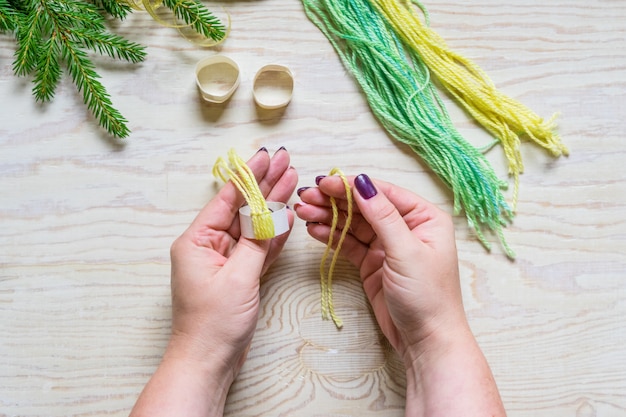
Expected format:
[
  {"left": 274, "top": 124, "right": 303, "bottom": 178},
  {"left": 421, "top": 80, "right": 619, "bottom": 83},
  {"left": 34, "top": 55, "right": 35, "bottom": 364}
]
[
  {"left": 2, "top": 0, "right": 228, "bottom": 140},
  {"left": 10, "top": 0, "right": 147, "bottom": 138},
  {"left": 0, "top": 0, "right": 17, "bottom": 31},
  {"left": 90, "top": 0, "right": 131, "bottom": 19},
  {"left": 162, "top": 0, "right": 225, "bottom": 42},
  {"left": 61, "top": 40, "right": 131, "bottom": 138}
]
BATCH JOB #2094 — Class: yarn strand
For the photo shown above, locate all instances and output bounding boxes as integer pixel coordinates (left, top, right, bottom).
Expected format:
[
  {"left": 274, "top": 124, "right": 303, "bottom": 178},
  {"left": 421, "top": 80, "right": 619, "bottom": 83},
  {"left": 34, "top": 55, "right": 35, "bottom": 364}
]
[{"left": 319, "top": 168, "right": 353, "bottom": 328}]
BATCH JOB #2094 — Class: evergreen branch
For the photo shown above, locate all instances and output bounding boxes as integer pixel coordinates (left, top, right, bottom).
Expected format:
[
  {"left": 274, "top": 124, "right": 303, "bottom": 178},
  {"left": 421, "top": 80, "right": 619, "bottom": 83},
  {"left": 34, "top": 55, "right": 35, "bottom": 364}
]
[
  {"left": 13, "top": 1, "right": 44, "bottom": 76},
  {"left": 3, "top": 0, "right": 228, "bottom": 140},
  {"left": 46, "top": 0, "right": 106, "bottom": 32},
  {"left": 162, "top": 0, "right": 225, "bottom": 41},
  {"left": 71, "top": 29, "right": 146, "bottom": 63},
  {"left": 61, "top": 38, "right": 130, "bottom": 138},
  {"left": 35, "top": 0, "right": 135, "bottom": 138},
  {"left": 0, "top": 0, "right": 17, "bottom": 31},
  {"left": 33, "top": 32, "right": 62, "bottom": 101},
  {"left": 89, "top": 0, "right": 131, "bottom": 19}
]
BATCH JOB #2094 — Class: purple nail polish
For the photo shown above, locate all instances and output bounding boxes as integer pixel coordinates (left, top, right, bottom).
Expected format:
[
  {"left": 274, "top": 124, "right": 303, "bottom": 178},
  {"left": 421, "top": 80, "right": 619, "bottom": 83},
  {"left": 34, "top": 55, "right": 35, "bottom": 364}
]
[
  {"left": 354, "top": 174, "right": 377, "bottom": 199},
  {"left": 278, "top": 146, "right": 287, "bottom": 152},
  {"left": 315, "top": 175, "right": 326, "bottom": 185},
  {"left": 258, "top": 146, "right": 268, "bottom": 153},
  {"left": 297, "top": 186, "right": 310, "bottom": 196}
]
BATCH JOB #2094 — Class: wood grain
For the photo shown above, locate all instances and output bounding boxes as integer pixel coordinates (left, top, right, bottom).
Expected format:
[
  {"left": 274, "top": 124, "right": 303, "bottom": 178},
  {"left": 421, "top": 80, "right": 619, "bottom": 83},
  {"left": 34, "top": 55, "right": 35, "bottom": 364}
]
[{"left": 1, "top": 1, "right": 625, "bottom": 416}]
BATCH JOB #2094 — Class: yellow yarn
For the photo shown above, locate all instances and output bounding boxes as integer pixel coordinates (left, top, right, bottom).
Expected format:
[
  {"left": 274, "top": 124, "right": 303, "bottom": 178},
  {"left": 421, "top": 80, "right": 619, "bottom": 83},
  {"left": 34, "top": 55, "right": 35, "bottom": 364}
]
[
  {"left": 212, "top": 149, "right": 275, "bottom": 239},
  {"left": 371, "top": 0, "right": 569, "bottom": 208},
  {"left": 319, "top": 168, "right": 353, "bottom": 329}
]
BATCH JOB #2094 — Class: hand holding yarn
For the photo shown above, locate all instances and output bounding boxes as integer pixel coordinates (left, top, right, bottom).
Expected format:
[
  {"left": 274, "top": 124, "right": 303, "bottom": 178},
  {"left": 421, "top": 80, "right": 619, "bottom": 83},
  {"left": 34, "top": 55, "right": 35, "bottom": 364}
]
[
  {"left": 170, "top": 147, "right": 296, "bottom": 366},
  {"left": 296, "top": 174, "right": 467, "bottom": 357},
  {"left": 296, "top": 174, "right": 506, "bottom": 416}
]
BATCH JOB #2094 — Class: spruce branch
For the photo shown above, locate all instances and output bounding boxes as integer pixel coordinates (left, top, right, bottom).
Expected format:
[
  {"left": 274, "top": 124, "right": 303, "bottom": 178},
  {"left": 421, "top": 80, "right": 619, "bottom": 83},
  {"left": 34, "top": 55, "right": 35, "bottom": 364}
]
[
  {"left": 72, "top": 30, "right": 146, "bottom": 63},
  {"left": 90, "top": 0, "right": 131, "bottom": 19},
  {"left": 0, "top": 0, "right": 17, "bottom": 31},
  {"left": 33, "top": 33, "right": 62, "bottom": 101},
  {"left": 61, "top": 37, "right": 131, "bottom": 138},
  {"left": 162, "top": 0, "right": 225, "bottom": 42},
  {"left": 13, "top": 2, "right": 44, "bottom": 76},
  {"left": 8, "top": 0, "right": 147, "bottom": 138},
  {"left": 2, "top": 0, "right": 229, "bottom": 140}
]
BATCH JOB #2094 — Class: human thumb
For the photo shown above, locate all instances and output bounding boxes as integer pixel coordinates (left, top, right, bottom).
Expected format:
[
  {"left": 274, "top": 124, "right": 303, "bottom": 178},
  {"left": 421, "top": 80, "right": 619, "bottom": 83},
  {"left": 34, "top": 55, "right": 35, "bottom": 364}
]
[
  {"left": 353, "top": 174, "right": 415, "bottom": 252},
  {"left": 220, "top": 237, "right": 271, "bottom": 288}
]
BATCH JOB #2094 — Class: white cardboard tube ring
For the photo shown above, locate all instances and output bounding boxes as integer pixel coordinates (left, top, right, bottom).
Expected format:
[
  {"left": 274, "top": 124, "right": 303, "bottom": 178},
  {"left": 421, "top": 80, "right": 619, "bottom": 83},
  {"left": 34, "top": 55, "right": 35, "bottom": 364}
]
[
  {"left": 239, "top": 202, "right": 289, "bottom": 239},
  {"left": 252, "top": 64, "right": 294, "bottom": 109},
  {"left": 195, "top": 55, "right": 240, "bottom": 103}
]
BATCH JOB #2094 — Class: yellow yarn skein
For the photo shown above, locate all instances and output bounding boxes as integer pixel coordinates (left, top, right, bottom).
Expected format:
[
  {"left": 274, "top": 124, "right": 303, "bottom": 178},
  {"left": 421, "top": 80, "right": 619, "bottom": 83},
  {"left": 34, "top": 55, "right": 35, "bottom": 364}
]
[
  {"left": 371, "top": 0, "right": 569, "bottom": 207},
  {"left": 212, "top": 149, "right": 275, "bottom": 240}
]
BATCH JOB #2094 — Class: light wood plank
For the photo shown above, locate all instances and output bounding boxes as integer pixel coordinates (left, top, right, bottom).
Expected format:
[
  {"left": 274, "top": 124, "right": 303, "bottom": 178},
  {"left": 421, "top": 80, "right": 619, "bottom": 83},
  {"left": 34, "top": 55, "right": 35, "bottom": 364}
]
[{"left": 1, "top": 1, "right": 625, "bottom": 416}]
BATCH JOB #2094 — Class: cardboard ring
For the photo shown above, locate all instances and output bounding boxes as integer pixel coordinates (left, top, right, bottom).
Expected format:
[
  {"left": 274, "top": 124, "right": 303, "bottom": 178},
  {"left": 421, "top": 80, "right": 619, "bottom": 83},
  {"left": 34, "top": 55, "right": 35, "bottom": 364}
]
[
  {"left": 239, "top": 202, "right": 289, "bottom": 240},
  {"left": 195, "top": 55, "right": 240, "bottom": 103},
  {"left": 252, "top": 64, "right": 294, "bottom": 109}
]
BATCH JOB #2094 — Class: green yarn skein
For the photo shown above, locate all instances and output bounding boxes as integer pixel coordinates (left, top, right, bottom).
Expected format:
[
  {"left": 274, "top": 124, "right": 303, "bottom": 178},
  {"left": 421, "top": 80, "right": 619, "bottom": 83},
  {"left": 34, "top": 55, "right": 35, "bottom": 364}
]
[{"left": 302, "top": 0, "right": 515, "bottom": 257}]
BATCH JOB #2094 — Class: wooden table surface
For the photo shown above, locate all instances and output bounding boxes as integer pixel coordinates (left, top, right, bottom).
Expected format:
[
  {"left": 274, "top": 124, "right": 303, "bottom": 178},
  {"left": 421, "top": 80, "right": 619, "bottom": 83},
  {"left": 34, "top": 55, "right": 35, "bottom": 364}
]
[{"left": 1, "top": 1, "right": 625, "bottom": 416}]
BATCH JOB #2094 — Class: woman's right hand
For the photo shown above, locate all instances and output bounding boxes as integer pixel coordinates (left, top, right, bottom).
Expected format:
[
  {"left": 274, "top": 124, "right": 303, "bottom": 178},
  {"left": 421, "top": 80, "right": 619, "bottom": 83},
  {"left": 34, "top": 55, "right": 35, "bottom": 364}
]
[
  {"left": 295, "top": 173, "right": 468, "bottom": 360},
  {"left": 296, "top": 173, "right": 506, "bottom": 417}
]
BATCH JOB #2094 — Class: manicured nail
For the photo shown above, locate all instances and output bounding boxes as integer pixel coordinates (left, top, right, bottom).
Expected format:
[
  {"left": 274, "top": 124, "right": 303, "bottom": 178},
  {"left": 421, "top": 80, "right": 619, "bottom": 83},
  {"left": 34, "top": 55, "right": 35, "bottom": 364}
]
[
  {"left": 277, "top": 146, "right": 287, "bottom": 152},
  {"left": 354, "top": 174, "right": 377, "bottom": 199},
  {"left": 315, "top": 175, "right": 326, "bottom": 185},
  {"left": 297, "top": 186, "right": 310, "bottom": 196},
  {"left": 258, "top": 146, "right": 268, "bottom": 153}
]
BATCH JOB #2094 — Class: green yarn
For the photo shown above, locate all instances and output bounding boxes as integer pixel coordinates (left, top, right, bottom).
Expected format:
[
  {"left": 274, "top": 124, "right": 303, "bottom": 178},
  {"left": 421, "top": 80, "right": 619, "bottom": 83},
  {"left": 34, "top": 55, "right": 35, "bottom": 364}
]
[{"left": 301, "top": 0, "right": 515, "bottom": 257}]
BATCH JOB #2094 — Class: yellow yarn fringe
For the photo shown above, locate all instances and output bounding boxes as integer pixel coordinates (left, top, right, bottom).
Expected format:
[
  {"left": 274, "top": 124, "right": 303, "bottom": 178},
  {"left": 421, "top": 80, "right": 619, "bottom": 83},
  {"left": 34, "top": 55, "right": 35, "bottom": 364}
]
[
  {"left": 371, "top": 0, "right": 569, "bottom": 208},
  {"left": 319, "top": 168, "right": 353, "bottom": 329},
  {"left": 212, "top": 149, "right": 275, "bottom": 239}
]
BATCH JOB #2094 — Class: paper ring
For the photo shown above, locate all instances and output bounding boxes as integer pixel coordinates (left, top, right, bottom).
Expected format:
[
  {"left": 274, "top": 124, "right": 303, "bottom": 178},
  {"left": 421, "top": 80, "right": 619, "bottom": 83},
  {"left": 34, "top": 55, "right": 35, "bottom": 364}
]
[
  {"left": 239, "top": 202, "right": 289, "bottom": 240},
  {"left": 195, "top": 55, "right": 240, "bottom": 103},
  {"left": 252, "top": 64, "right": 294, "bottom": 109}
]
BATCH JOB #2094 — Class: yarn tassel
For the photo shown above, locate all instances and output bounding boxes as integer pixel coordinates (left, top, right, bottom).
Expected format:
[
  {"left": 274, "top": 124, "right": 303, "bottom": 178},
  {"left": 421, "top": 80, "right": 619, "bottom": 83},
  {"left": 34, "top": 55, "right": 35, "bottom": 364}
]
[
  {"left": 213, "top": 149, "right": 275, "bottom": 239},
  {"left": 302, "top": 0, "right": 515, "bottom": 257},
  {"left": 369, "top": 0, "right": 569, "bottom": 206}
]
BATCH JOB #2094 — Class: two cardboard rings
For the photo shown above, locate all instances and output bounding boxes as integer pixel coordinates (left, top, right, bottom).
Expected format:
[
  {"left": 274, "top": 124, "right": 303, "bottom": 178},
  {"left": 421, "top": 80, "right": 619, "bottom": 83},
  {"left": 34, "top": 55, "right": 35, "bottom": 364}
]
[{"left": 195, "top": 55, "right": 294, "bottom": 109}]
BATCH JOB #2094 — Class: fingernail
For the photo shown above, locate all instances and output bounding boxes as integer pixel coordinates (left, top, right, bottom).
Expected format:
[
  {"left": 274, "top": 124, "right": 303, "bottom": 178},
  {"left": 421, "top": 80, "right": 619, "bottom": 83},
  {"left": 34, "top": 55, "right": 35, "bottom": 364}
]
[
  {"left": 297, "top": 186, "right": 310, "bottom": 196},
  {"left": 277, "top": 146, "right": 287, "bottom": 152},
  {"left": 315, "top": 175, "right": 326, "bottom": 185},
  {"left": 258, "top": 146, "right": 268, "bottom": 153},
  {"left": 354, "top": 174, "right": 377, "bottom": 199}
]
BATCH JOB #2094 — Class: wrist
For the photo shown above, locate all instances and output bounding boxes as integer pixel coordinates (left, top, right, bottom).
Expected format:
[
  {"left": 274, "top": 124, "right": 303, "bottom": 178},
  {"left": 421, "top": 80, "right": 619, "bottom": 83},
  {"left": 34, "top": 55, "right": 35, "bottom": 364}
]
[
  {"left": 402, "top": 321, "right": 506, "bottom": 417},
  {"left": 129, "top": 335, "right": 240, "bottom": 417},
  {"left": 165, "top": 332, "right": 241, "bottom": 388},
  {"left": 402, "top": 313, "right": 472, "bottom": 370}
]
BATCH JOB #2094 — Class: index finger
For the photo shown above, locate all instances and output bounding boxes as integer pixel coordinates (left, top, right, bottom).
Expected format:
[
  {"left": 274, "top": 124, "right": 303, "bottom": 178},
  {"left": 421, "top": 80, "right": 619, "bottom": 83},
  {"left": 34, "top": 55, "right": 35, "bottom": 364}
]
[{"left": 316, "top": 175, "right": 435, "bottom": 218}]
